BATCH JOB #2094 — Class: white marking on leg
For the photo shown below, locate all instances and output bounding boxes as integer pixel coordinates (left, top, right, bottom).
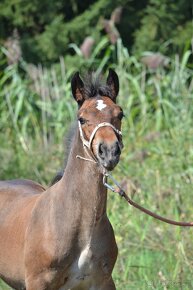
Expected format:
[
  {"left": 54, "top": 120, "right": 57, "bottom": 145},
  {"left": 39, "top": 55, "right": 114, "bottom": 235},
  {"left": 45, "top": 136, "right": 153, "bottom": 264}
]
[{"left": 96, "top": 100, "right": 107, "bottom": 111}]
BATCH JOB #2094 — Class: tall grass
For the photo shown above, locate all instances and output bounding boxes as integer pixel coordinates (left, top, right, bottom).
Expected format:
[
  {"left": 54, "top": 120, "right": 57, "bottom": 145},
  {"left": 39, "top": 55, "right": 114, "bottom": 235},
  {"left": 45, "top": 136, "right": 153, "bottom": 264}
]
[{"left": 0, "top": 40, "right": 193, "bottom": 289}]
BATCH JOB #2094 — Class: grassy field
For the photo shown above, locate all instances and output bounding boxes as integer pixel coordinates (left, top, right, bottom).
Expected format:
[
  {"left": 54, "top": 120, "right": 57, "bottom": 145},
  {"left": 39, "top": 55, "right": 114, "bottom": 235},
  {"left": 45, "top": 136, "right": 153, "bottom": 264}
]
[{"left": 0, "top": 42, "right": 193, "bottom": 289}]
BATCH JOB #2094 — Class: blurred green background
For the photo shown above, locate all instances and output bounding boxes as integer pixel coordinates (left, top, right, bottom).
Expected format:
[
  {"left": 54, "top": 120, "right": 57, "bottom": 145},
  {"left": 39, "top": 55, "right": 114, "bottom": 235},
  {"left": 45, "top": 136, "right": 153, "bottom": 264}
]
[{"left": 0, "top": 0, "right": 193, "bottom": 289}]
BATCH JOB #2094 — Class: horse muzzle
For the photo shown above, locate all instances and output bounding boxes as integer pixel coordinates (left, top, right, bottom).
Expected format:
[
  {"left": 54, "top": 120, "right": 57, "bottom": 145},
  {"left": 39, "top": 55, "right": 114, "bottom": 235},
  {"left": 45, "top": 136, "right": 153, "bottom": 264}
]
[{"left": 97, "top": 140, "right": 123, "bottom": 171}]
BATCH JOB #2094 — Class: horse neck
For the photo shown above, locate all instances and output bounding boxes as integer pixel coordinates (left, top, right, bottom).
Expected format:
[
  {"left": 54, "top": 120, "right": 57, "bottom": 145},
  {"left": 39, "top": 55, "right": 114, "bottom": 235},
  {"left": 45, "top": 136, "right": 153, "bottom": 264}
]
[{"left": 56, "top": 127, "right": 107, "bottom": 224}]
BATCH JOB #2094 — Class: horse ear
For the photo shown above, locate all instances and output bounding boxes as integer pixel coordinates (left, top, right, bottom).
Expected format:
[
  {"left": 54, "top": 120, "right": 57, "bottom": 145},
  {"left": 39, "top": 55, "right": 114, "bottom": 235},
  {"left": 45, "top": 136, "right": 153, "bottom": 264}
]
[
  {"left": 71, "top": 72, "right": 85, "bottom": 106},
  {"left": 106, "top": 68, "right": 119, "bottom": 101}
]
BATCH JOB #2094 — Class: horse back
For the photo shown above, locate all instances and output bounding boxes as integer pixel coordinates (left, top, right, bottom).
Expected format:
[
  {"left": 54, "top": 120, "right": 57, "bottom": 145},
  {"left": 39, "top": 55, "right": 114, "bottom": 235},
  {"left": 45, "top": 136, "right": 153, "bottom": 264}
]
[{"left": 0, "top": 179, "right": 45, "bottom": 289}]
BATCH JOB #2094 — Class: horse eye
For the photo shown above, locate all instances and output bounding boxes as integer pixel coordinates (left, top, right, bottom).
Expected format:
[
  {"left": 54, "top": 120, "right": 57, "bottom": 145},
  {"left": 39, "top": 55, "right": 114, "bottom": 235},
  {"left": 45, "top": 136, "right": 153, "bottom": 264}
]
[
  {"left": 78, "top": 117, "right": 86, "bottom": 125},
  {"left": 118, "top": 111, "right": 125, "bottom": 120}
]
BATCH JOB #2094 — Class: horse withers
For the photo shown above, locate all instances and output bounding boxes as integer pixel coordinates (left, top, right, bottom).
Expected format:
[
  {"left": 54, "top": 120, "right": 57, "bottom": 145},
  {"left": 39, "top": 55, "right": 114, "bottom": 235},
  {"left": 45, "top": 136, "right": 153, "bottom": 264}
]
[{"left": 0, "top": 69, "right": 124, "bottom": 290}]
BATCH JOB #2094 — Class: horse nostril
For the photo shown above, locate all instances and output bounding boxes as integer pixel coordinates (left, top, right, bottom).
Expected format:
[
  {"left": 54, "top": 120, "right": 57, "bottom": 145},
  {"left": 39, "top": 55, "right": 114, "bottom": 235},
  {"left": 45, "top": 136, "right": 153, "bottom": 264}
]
[
  {"left": 98, "top": 142, "right": 121, "bottom": 160},
  {"left": 114, "top": 142, "right": 121, "bottom": 156},
  {"left": 98, "top": 143, "right": 105, "bottom": 158}
]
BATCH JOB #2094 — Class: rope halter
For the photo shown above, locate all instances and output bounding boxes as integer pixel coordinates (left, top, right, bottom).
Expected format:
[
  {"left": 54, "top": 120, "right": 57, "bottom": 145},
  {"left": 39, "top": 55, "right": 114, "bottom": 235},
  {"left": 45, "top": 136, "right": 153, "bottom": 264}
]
[{"left": 77, "top": 121, "right": 122, "bottom": 163}]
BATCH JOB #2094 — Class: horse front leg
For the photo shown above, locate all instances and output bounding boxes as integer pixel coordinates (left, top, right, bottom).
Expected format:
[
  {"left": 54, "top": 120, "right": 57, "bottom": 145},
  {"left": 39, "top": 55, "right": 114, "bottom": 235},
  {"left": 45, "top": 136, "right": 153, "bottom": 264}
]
[{"left": 25, "top": 270, "right": 58, "bottom": 290}]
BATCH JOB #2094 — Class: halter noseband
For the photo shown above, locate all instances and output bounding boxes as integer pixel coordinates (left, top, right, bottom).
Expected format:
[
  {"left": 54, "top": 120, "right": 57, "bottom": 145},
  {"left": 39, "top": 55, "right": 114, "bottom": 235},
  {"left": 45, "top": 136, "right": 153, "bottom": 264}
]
[
  {"left": 78, "top": 121, "right": 122, "bottom": 150},
  {"left": 77, "top": 121, "right": 122, "bottom": 163}
]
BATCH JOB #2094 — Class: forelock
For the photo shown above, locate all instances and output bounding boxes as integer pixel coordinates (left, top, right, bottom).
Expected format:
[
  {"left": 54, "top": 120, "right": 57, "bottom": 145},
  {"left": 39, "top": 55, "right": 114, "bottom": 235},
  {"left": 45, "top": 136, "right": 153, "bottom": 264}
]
[{"left": 83, "top": 72, "right": 114, "bottom": 100}]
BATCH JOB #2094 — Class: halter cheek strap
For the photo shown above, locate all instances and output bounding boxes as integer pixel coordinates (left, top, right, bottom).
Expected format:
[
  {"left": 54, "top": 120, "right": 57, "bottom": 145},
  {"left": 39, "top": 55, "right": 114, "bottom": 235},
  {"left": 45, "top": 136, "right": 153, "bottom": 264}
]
[{"left": 77, "top": 121, "right": 122, "bottom": 163}]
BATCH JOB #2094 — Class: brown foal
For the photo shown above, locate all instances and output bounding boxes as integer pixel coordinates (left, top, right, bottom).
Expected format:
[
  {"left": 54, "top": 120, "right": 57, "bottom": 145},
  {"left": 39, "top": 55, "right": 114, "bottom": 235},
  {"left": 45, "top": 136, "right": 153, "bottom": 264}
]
[{"left": 0, "top": 69, "right": 124, "bottom": 290}]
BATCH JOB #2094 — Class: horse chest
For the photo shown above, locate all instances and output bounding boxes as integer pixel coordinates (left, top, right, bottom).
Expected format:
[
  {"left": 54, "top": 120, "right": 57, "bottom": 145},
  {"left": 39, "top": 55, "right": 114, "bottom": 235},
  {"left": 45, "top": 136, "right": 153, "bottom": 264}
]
[
  {"left": 59, "top": 243, "right": 110, "bottom": 290},
  {"left": 73, "top": 244, "right": 95, "bottom": 280},
  {"left": 53, "top": 217, "right": 117, "bottom": 289}
]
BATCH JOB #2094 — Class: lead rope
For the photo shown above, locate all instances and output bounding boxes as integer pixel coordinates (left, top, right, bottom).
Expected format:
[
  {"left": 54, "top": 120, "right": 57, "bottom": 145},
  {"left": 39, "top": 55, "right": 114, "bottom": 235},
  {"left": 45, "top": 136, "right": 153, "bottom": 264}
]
[
  {"left": 77, "top": 121, "right": 193, "bottom": 227},
  {"left": 103, "top": 172, "right": 193, "bottom": 227}
]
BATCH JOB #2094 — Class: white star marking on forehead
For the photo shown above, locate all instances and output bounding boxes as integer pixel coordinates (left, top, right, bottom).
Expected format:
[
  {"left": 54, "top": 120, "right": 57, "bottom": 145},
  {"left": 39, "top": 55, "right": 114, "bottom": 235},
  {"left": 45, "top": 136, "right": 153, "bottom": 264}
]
[{"left": 96, "top": 100, "right": 107, "bottom": 111}]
